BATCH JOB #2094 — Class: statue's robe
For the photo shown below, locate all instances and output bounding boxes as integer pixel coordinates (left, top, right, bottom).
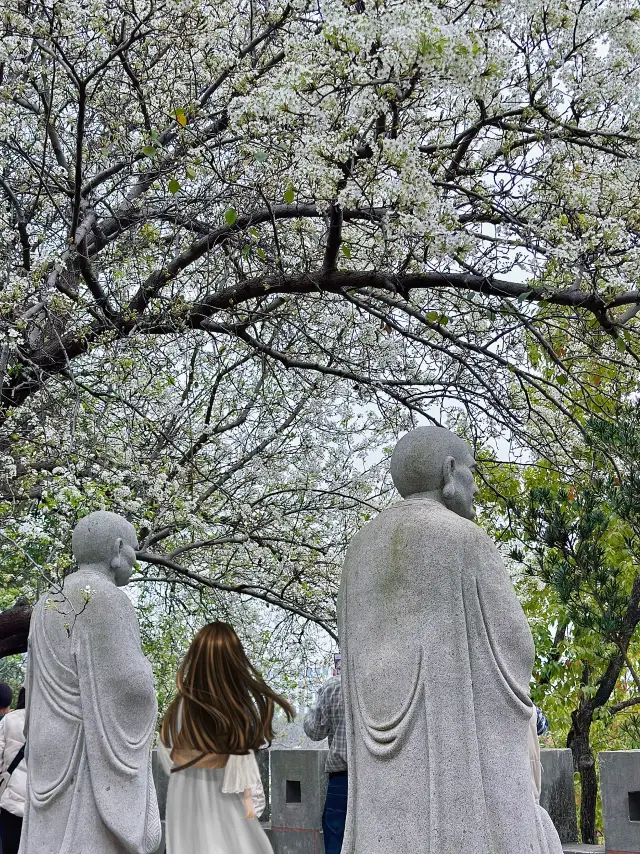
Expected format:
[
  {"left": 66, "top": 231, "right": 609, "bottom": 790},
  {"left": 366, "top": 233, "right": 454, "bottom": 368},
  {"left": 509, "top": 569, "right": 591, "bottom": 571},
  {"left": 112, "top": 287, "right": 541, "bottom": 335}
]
[
  {"left": 19, "top": 571, "right": 161, "bottom": 854},
  {"left": 338, "top": 498, "right": 563, "bottom": 854}
]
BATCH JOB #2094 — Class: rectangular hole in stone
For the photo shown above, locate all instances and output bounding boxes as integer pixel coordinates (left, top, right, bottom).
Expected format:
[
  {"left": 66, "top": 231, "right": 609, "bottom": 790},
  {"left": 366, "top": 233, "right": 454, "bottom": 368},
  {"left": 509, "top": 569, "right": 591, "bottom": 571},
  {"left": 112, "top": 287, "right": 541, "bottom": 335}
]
[
  {"left": 286, "top": 780, "right": 302, "bottom": 803},
  {"left": 629, "top": 791, "right": 640, "bottom": 821}
]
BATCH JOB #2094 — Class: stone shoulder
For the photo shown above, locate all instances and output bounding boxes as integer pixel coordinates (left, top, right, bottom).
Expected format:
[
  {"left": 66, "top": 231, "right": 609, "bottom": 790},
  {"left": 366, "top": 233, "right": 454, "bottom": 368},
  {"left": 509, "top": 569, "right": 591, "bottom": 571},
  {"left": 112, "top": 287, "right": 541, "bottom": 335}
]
[
  {"left": 386, "top": 500, "right": 491, "bottom": 538},
  {"left": 43, "top": 571, "right": 133, "bottom": 614},
  {"left": 348, "top": 501, "right": 502, "bottom": 566}
]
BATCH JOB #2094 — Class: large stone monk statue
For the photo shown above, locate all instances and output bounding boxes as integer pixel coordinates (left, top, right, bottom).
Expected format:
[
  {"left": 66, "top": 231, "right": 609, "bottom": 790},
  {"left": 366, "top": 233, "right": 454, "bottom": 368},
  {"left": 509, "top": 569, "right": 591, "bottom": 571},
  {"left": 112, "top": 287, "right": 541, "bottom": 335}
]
[
  {"left": 19, "top": 511, "right": 161, "bottom": 854},
  {"left": 338, "top": 427, "right": 563, "bottom": 854}
]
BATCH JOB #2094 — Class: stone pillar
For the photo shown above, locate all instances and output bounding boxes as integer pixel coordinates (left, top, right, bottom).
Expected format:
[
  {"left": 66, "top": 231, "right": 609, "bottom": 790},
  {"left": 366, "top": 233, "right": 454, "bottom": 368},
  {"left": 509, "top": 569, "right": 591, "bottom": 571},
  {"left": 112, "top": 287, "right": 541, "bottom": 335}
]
[
  {"left": 539, "top": 748, "right": 579, "bottom": 843},
  {"left": 270, "top": 748, "right": 328, "bottom": 854},
  {"left": 151, "top": 749, "right": 167, "bottom": 854},
  {"left": 600, "top": 750, "right": 640, "bottom": 854},
  {"left": 257, "top": 747, "right": 271, "bottom": 823}
]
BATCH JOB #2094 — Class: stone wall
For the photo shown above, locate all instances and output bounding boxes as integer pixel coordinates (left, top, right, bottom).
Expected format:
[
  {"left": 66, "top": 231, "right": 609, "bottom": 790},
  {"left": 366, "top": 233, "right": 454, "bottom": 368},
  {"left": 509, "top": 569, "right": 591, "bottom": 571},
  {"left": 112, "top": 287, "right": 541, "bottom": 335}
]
[
  {"left": 599, "top": 750, "right": 640, "bottom": 854},
  {"left": 540, "top": 749, "right": 579, "bottom": 844},
  {"left": 149, "top": 746, "right": 640, "bottom": 854}
]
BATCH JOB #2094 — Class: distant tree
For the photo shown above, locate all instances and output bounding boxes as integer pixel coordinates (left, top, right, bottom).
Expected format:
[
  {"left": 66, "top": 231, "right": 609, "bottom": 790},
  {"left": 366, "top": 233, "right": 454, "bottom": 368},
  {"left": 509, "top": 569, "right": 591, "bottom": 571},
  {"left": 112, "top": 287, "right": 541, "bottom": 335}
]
[{"left": 504, "top": 408, "right": 640, "bottom": 843}]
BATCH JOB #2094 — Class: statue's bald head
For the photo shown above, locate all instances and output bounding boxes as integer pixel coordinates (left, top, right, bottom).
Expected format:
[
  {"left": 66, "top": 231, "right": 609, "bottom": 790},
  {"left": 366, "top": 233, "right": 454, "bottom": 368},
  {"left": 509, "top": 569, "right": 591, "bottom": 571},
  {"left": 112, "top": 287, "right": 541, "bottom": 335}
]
[
  {"left": 72, "top": 511, "right": 138, "bottom": 586},
  {"left": 390, "top": 427, "right": 478, "bottom": 519}
]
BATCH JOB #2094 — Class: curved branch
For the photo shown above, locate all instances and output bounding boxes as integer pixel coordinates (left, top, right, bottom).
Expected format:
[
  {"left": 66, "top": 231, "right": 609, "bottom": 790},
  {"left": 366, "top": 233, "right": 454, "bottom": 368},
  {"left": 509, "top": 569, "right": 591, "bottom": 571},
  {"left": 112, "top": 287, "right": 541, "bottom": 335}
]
[
  {"left": 0, "top": 605, "right": 31, "bottom": 658},
  {"left": 136, "top": 550, "right": 337, "bottom": 640},
  {"left": 0, "top": 177, "right": 31, "bottom": 270},
  {"left": 322, "top": 203, "right": 343, "bottom": 273}
]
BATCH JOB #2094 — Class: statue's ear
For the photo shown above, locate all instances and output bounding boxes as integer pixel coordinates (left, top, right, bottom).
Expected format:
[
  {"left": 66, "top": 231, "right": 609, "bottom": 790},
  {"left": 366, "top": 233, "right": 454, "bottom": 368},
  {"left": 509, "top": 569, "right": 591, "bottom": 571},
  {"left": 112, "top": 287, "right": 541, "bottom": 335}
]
[
  {"left": 442, "top": 456, "right": 456, "bottom": 500},
  {"left": 110, "top": 538, "right": 124, "bottom": 570}
]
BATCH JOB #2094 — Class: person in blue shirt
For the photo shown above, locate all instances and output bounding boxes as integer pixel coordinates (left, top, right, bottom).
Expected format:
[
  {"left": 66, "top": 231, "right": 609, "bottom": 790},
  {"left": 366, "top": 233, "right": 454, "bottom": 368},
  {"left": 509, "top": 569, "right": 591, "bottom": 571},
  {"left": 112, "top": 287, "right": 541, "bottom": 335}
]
[{"left": 536, "top": 706, "right": 549, "bottom": 736}]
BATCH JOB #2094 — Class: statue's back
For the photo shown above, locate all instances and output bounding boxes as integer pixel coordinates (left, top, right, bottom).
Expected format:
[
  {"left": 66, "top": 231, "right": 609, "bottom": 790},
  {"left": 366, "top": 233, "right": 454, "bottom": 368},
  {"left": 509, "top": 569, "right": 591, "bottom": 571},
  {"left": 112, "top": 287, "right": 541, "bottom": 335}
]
[
  {"left": 21, "top": 573, "right": 161, "bottom": 854},
  {"left": 338, "top": 498, "right": 558, "bottom": 854}
]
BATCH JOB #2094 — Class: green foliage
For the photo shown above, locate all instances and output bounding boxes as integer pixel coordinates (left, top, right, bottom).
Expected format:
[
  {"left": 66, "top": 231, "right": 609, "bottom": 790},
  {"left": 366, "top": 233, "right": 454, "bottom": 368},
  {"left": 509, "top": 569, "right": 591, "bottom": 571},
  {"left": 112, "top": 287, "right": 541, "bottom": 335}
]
[
  {"left": 481, "top": 406, "right": 640, "bottom": 840},
  {"left": 0, "top": 655, "right": 25, "bottom": 704}
]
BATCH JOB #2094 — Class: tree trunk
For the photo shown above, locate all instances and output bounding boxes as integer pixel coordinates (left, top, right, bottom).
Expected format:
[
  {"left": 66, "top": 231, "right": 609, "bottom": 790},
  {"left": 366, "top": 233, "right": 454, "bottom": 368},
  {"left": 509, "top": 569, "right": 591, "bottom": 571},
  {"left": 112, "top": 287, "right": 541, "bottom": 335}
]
[
  {"left": 579, "top": 754, "right": 598, "bottom": 845},
  {"left": 567, "top": 702, "right": 597, "bottom": 844},
  {"left": 0, "top": 604, "right": 31, "bottom": 657}
]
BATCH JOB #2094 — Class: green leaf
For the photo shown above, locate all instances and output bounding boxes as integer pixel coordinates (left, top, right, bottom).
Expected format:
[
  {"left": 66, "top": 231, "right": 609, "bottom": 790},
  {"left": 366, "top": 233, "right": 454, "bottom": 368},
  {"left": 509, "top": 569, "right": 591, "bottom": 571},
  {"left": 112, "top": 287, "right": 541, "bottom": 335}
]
[
  {"left": 257, "top": 247, "right": 265, "bottom": 260},
  {"left": 556, "top": 373, "right": 568, "bottom": 386},
  {"left": 168, "top": 178, "right": 180, "bottom": 195},
  {"left": 225, "top": 208, "right": 237, "bottom": 227},
  {"left": 284, "top": 184, "right": 295, "bottom": 204},
  {"left": 517, "top": 290, "right": 533, "bottom": 303},
  {"left": 342, "top": 244, "right": 351, "bottom": 259},
  {"left": 616, "top": 335, "right": 627, "bottom": 352},
  {"left": 186, "top": 165, "right": 197, "bottom": 180},
  {"left": 425, "top": 312, "right": 449, "bottom": 325},
  {"left": 242, "top": 244, "right": 250, "bottom": 259},
  {"left": 248, "top": 228, "right": 260, "bottom": 238},
  {"left": 142, "top": 145, "right": 156, "bottom": 157},
  {"left": 254, "top": 150, "right": 268, "bottom": 163}
]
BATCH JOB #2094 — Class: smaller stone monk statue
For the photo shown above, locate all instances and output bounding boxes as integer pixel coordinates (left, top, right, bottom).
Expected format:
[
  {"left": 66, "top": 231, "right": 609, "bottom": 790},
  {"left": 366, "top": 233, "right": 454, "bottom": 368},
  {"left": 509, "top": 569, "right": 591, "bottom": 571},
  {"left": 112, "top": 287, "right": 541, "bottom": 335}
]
[
  {"left": 19, "top": 511, "right": 161, "bottom": 854},
  {"left": 338, "top": 426, "right": 563, "bottom": 854}
]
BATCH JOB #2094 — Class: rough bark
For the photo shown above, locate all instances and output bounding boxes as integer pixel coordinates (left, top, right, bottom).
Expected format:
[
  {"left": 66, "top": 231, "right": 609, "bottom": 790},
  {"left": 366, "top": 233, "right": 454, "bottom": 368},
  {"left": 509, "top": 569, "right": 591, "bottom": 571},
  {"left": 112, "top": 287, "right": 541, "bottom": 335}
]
[
  {"left": 0, "top": 604, "right": 31, "bottom": 657},
  {"left": 567, "top": 704, "right": 597, "bottom": 845}
]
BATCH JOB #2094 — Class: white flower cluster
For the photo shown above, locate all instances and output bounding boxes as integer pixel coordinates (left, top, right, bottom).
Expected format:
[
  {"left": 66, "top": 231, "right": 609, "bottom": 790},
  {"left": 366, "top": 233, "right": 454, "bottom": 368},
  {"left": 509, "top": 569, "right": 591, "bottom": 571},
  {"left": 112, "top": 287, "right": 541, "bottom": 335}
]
[{"left": 81, "top": 585, "right": 97, "bottom": 602}]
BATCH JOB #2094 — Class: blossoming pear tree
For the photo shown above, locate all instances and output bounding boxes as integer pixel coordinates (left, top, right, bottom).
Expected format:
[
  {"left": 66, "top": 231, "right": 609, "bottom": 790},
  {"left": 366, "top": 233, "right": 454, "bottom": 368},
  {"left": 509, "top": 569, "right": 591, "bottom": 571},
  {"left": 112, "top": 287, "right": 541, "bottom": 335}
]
[{"left": 2, "top": 0, "right": 640, "bottom": 662}]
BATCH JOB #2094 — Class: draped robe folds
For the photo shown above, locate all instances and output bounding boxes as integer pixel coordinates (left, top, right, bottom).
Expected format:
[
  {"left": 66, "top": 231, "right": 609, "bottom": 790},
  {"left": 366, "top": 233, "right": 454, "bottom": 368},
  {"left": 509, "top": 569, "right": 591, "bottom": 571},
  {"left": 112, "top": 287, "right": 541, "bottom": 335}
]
[
  {"left": 338, "top": 498, "right": 563, "bottom": 854},
  {"left": 19, "top": 571, "right": 161, "bottom": 854}
]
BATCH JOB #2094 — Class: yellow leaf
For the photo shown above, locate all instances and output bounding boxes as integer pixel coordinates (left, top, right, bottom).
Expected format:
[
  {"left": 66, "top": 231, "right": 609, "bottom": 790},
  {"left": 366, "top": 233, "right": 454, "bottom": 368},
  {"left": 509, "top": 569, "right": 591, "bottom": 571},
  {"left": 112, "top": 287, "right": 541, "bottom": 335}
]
[{"left": 175, "top": 109, "right": 187, "bottom": 127}]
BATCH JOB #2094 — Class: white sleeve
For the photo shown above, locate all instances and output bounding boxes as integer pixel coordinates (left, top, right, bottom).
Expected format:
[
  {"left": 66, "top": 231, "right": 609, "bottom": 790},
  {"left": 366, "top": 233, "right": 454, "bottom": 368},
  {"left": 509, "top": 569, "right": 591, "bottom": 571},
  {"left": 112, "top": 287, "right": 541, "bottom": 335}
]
[
  {"left": 222, "top": 751, "right": 261, "bottom": 793},
  {"left": 528, "top": 707, "right": 542, "bottom": 803},
  {"left": 157, "top": 741, "right": 174, "bottom": 777},
  {"left": 251, "top": 774, "right": 266, "bottom": 817},
  {"left": 0, "top": 718, "right": 7, "bottom": 774}
]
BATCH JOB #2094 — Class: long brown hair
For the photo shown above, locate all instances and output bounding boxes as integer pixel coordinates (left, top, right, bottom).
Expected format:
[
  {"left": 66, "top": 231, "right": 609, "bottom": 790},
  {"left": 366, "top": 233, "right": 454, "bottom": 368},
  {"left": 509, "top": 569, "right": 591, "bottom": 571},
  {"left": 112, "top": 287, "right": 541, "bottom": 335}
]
[{"left": 161, "top": 622, "right": 294, "bottom": 767}]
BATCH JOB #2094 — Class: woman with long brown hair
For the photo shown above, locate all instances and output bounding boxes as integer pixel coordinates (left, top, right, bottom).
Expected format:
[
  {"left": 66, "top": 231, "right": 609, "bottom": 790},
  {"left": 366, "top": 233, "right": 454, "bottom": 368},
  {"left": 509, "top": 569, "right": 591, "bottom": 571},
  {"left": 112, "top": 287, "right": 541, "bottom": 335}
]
[{"left": 157, "top": 621, "right": 294, "bottom": 853}]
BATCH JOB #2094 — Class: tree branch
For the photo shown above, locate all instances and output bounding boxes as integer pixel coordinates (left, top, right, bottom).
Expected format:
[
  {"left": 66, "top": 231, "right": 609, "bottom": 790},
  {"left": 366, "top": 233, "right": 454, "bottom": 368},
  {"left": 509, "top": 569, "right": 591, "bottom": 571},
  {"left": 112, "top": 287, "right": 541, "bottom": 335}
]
[
  {"left": 136, "top": 550, "right": 337, "bottom": 640},
  {"left": 322, "top": 203, "right": 343, "bottom": 274},
  {"left": 0, "top": 177, "right": 31, "bottom": 270}
]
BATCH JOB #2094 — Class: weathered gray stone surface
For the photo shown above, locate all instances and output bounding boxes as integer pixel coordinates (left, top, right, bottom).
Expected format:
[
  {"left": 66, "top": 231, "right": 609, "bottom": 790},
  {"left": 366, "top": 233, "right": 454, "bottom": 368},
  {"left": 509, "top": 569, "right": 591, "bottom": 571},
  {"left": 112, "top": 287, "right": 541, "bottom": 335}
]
[
  {"left": 600, "top": 750, "right": 640, "bottom": 853},
  {"left": 269, "top": 749, "right": 327, "bottom": 854},
  {"left": 152, "top": 749, "right": 169, "bottom": 821},
  {"left": 256, "top": 747, "right": 271, "bottom": 823},
  {"left": 540, "top": 749, "right": 579, "bottom": 843},
  {"left": 270, "top": 749, "right": 328, "bottom": 830},
  {"left": 561, "top": 846, "right": 604, "bottom": 854},
  {"left": 269, "top": 830, "right": 323, "bottom": 854},
  {"left": 151, "top": 822, "right": 166, "bottom": 854},
  {"left": 19, "top": 511, "right": 161, "bottom": 854},
  {"left": 338, "top": 426, "right": 564, "bottom": 854}
]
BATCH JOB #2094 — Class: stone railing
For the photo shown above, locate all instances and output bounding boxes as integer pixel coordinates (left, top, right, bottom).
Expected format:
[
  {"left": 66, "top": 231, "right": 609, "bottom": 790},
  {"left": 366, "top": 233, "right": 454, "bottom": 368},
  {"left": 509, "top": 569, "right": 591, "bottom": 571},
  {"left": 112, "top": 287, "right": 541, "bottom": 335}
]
[{"left": 152, "top": 748, "right": 640, "bottom": 854}]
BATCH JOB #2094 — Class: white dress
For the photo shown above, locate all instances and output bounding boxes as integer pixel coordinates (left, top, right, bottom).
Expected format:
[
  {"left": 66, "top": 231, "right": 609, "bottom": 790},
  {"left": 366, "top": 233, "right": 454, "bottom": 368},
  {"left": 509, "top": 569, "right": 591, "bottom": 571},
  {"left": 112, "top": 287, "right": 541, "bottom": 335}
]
[{"left": 157, "top": 740, "right": 272, "bottom": 854}]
